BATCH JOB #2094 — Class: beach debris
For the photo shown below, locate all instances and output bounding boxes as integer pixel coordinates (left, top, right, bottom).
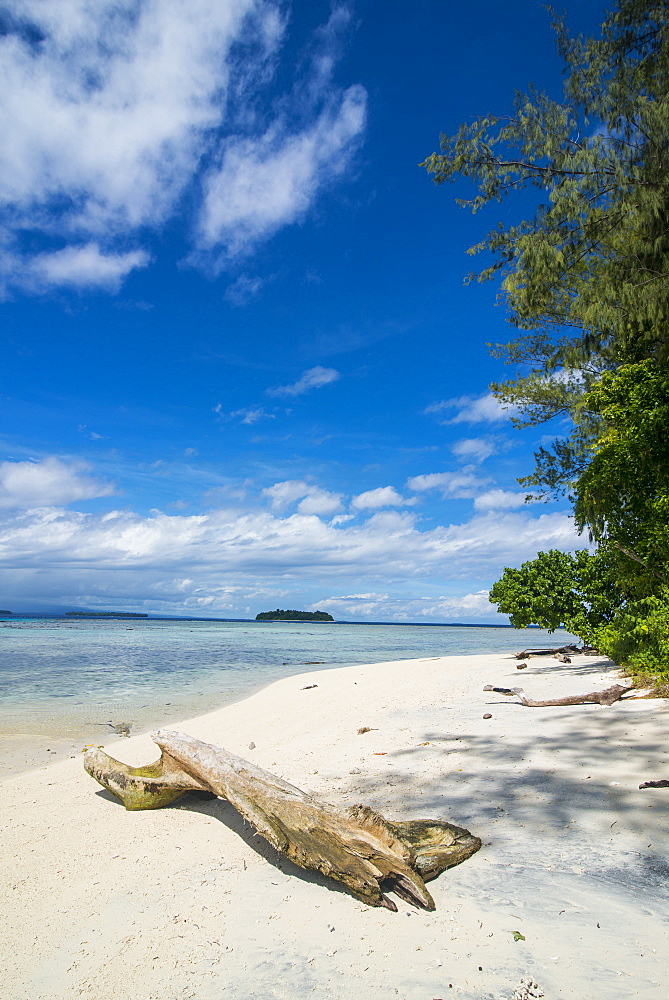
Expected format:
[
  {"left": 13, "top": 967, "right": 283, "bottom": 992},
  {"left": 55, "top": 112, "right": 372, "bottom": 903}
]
[
  {"left": 483, "top": 683, "right": 633, "bottom": 707},
  {"left": 512, "top": 930, "right": 526, "bottom": 942},
  {"left": 554, "top": 651, "right": 572, "bottom": 663},
  {"left": 248, "top": 742, "right": 256, "bottom": 750},
  {"left": 482, "top": 713, "right": 492, "bottom": 720},
  {"left": 512, "top": 978, "right": 544, "bottom": 999},
  {"left": 84, "top": 729, "right": 481, "bottom": 911},
  {"left": 357, "top": 726, "right": 377, "bottom": 735},
  {"left": 516, "top": 662, "right": 527, "bottom": 670},
  {"left": 639, "top": 779, "right": 669, "bottom": 788},
  {"left": 97, "top": 721, "right": 133, "bottom": 737},
  {"left": 301, "top": 684, "right": 318, "bottom": 690}
]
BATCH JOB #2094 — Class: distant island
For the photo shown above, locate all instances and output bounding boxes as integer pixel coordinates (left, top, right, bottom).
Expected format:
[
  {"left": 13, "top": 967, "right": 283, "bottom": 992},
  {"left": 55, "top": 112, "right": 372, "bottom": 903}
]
[
  {"left": 0, "top": 610, "right": 12, "bottom": 615},
  {"left": 255, "top": 609, "right": 334, "bottom": 622},
  {"left": 66, "top": 611, "right": 149, "bottom": 618}
]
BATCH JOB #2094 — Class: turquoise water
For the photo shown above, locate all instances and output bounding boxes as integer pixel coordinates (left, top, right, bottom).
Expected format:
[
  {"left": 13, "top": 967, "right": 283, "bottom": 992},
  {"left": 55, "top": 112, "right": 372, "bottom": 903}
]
[{"left": 0, "top": 617, "right": 578, "bottom": 774}]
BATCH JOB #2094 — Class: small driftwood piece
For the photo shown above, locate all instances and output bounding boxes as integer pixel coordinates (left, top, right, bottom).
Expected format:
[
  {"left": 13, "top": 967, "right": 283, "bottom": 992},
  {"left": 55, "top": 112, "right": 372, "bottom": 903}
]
[
  {"left": 96, "top": 720, "right": 132, "bottom": 737},
  {"left": 639, "top": 779, "right": 669, "bottom": 789},
  {"left": 483, "top": 683, "right": 634, "bottom": 707},
  {"left": 84, "top": 729, "right": 481, "bottom": 912}
]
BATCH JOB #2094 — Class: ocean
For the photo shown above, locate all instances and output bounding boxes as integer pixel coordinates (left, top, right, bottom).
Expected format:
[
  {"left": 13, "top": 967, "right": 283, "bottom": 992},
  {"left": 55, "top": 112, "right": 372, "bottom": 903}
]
[{"left": 0, "top": 617, "right": 578, "bottom": 776}]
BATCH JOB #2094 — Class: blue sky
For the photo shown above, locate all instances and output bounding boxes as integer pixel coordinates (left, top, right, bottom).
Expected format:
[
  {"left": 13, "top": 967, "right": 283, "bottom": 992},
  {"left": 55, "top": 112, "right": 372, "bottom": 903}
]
[{"left": 0, "top": 0, "right": 606, "bottom": 620}]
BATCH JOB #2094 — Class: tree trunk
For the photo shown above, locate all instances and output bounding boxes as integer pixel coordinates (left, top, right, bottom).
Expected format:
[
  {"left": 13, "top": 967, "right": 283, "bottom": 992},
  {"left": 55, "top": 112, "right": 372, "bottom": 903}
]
[
  {"left": 84, "top": 729, "right": 481, "bottom": 912},
  {"left": 483, "top": 683, "right": 633, "bottom": 707}
]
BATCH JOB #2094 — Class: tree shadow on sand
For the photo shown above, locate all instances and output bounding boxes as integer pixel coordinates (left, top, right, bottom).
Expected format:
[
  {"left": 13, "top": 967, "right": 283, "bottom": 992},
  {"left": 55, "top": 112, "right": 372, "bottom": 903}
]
[{"left": 339, "top": 691, "right": 669, "bottom": 904}]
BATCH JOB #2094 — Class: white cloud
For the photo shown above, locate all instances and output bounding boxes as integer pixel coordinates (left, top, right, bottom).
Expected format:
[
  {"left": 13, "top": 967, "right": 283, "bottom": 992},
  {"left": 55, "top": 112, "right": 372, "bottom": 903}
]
[
  {"left": 263, "top": 479, "right": 315, "bottom": 509},
  {"left": 425, "top": 393, "right": 518, "bottom": 425},
  {"left": 297, "top": 491, "right": 343, "bottom": 516},
  {"left": 314, "top": 590, "right": 497, "bottom": 622},
  {"left": 406, "top": 468, "right": 491, "bottom": 499},
  {"left": 330, "top": 513, "right": 355, "bottom": 525},
  {"left": 223, "top": 274, "right": 266, "bottom": 306},
  {"left": 0, "top": 1, "right": 365, "bottom": 293},
  {"left": 351, "top": 486, "right": 413, "bottom": 510},
  {"left": 0, "top": 502, "right": 579, "bottom": 584},
  {"left": 322, "top": 592, "right": 388, "bottom": 601},
  {"left": 16, "top": 243, "right": 150, "bottom": 293},
  {"left": 0, "top": 457, "right": 114, "bottom": 508},
  {"left": 474, "top": 489, "right": 534, "bottom": 512},
  {"left": 197, "top": 85, "right": 366, "bottom": 258},
  {"left": 451, "top": 436, "right": 504, "bottom": 464},
  {"left": 0, "top": 483, "right": 584, "bottom": 621},
  {"left": 1, "top": 1, "right": 262, "bottom": 230},
  {"left": 229, "top": 407, "right": 275, "bottom": 425},
  {"left": 262, "top": 479, "right": 342, "bottom": 515},
  {"left": 267, "top": 366, "right": 340, "bottom": 397}
]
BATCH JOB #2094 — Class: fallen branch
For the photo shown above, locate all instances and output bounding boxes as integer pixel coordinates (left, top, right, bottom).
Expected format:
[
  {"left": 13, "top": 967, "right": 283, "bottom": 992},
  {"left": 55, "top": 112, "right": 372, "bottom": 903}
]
[
  {"left": 639, "top": 779, "right": 669, "bottom": 789},
  {"left": 483, "top": 683, "right": 633, "bottom": 707},
  {"left": 514, "top": 645, "right": 580, "bottom": 659},
  {"left": 84, "top": 729, "right": 481, "bottom": 912}
]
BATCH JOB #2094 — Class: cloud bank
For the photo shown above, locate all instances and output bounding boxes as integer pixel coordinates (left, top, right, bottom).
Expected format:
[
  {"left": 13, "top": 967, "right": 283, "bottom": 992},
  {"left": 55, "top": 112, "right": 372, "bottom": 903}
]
[
  {"left": 0, "top": 457, "right": 583, "bottom": 620},
  {"left": 0, "top": 504, "right": 579, "bottom": 620}
]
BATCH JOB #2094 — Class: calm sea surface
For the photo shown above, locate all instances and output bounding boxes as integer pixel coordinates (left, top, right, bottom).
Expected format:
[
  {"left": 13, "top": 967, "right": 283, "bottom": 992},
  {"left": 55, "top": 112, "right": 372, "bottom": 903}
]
[{"left": 0, "top": 617, "right": 577, "bottom": 775}]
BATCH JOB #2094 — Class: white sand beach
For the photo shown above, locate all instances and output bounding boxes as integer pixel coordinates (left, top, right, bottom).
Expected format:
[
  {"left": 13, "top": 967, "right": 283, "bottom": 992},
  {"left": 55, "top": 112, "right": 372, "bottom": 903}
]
[{"left": 1, "top": 650, "right": 668, "bottom": 1000}]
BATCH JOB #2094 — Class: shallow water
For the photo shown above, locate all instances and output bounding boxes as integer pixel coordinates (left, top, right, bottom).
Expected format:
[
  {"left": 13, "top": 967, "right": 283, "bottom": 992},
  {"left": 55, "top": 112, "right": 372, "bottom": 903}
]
[{"left": 0, "top": 617, "right": 578, "bottom": 776}]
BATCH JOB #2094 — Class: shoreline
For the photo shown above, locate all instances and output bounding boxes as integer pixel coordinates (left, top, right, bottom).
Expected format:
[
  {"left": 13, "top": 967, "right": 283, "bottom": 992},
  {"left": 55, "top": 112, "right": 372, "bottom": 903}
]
[
  {"left": 0, "top": 622, "right": 580, "bottom": 781},
  {"left": 2, "top": 650, "right": 668, "bottom": 999}
]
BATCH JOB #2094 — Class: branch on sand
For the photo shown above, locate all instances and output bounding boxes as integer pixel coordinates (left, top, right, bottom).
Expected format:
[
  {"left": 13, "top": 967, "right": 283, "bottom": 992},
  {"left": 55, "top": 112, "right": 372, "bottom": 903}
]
[
  {"left": 483, "top": 683, "right": 634, "bottom": 707},
  {"left": 514, "top": 645, "right": 582, "bottom": 659},
  {"left": 84, "top": 729, "right": 481, "bottom": 912}
]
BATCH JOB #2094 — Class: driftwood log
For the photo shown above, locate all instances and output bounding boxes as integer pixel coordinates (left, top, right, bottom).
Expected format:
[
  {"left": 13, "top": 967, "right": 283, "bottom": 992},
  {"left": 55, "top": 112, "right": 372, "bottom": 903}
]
[
  {"left": 483, "top": 683, "right": 634, "bottom": 707},
  {"left": 639, "top": 779, "right": 669, "bottom": 789},
  {"left": 514, "top": 645, "right": 580, "bottom": 659},
  {"left": 84, "top": 729, "right": 481, "bottom": 911}
]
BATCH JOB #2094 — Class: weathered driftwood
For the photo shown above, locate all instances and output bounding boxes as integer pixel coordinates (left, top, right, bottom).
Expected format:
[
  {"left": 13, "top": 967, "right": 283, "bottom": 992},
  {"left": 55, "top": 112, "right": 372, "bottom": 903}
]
[
  {"left": 84, "top": 729, "right": 481, "bottom": 911},
  {"left": 639, "top": 779, "right": 669, "bottom": 789},
  {"left": 483, "top": 683, "right": 634, "bottom": 707},
  {"left": 514, "top": 645, "right": 579, "bottom": 659}
]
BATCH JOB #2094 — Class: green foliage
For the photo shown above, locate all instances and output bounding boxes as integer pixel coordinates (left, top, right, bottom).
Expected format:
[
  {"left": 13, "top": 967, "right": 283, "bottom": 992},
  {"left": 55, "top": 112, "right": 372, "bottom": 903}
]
[
  {"left": 255, "top": 609, "right": 334, "bottom": 622},
  {"left": 574, "top": 360, "right": 669, "bottom": 589},
  {"left": 422, "top": 1, "right": 669, "bottom": 371},
  {"left": 426, "top": 3, "right": 669, "bottom": 680},
  {"left": 422, "top": 1, "right": 669, "bottom": 503},
  {"left": 488, "top": 549, "right": 622, "bottom": 642},
  {"left": 590, "top": 589, "right": 669, "bottom": 683}
]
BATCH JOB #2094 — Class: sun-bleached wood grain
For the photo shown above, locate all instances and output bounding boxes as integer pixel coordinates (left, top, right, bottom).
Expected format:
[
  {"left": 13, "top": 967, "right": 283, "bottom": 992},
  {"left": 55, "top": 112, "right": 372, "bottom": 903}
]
[{"left": 84, "top": 729, "right": 481, "bottom": 911}]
